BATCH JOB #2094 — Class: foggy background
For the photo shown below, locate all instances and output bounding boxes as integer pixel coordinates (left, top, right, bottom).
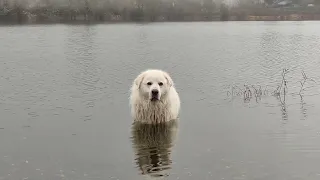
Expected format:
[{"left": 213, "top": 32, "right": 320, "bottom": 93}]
[{"left": 0, "top": 0, "right": 319, "bottom": 23}]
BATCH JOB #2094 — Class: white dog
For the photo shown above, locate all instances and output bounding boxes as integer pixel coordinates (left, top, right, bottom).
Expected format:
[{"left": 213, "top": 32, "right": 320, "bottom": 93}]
[{"left": 129, "top": 69, "right": 180, "bottom": 124}]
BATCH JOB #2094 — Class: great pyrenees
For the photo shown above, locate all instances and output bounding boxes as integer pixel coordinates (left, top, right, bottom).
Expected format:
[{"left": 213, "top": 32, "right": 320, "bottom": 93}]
[{"left": 129, "top": 69, "right": 180, "bottom": 124}]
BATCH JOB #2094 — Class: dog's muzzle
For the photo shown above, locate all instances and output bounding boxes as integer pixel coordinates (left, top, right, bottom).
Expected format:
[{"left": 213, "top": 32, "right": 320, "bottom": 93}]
[{"left": 151, "top": 89, "right": 159, "bottom": 101}]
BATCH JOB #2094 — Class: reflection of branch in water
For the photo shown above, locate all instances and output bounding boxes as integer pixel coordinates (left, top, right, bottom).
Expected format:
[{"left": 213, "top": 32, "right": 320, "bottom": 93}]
[
  {"left": 252, "top": 85, "right": 262, "bottom": 103},
  {"left": 275, "top": 69, "right": 288, "bottom": 121},
  {"left": 243, "top": 84, "right": 252, "bottom": 102},
  {"left": 299, "top": 94, "right": 307, "bottom": 121},
  {"left": 275, "top": 87, "right": 286, "bottom": 107},
  {"left": 278, "top": 96, "right": 288, "bottom": 121},
  {"left": 131, "top": 120, "right": 178, "bottom": 178}
]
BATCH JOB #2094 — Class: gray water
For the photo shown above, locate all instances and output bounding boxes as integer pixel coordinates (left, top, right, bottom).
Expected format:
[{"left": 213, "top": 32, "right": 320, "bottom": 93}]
[{"left": 1, "top": 22, "right": 320, "bottom": 180}]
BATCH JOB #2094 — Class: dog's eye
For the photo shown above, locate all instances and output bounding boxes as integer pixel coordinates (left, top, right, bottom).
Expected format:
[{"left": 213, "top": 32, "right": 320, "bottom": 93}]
[
  {"left": 147, "top": 82, "right": 152, "bottom": 86},
  {"left": 158, "top": 82, "right": 163, "bottom": 86}
]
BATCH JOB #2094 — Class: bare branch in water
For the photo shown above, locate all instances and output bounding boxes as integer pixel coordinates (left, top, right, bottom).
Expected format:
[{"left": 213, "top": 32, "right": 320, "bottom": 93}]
[
  {"left": 299, "top": 70, "right": 316, "bottom": 96},
  {"left": 226, "top": 68, "right": 317, "bottom": 104}
]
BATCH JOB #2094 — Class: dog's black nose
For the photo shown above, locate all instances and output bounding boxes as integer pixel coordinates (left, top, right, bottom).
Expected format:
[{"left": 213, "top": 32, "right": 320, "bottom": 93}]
[{"left": 151, "top": 89, "right": 159, "bottom": 96}]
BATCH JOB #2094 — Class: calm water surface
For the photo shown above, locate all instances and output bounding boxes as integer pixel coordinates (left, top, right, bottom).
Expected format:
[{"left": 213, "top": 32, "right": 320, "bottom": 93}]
[{"left": 1, "top": 22, "right": 320, "bottom": 179}]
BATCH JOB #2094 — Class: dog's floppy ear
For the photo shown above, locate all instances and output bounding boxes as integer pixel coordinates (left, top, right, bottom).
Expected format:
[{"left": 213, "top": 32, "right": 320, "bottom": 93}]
[
  {"left": 134, "top": 72, "right": 146, "bottom": 89},
  {"left": 163, "top": 72, "right": 173, "bottom": 87}
]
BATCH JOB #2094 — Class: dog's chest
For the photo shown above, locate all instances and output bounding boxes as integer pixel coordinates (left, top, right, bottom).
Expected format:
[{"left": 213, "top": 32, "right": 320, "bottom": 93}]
[{"left": 136, "top": 102, "right": 170, "bottom": 123}]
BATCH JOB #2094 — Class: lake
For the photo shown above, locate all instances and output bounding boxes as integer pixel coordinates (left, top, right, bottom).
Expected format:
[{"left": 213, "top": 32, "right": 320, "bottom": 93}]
[{"left": 1, "top": 21, "right": 320, "bottom": 180}]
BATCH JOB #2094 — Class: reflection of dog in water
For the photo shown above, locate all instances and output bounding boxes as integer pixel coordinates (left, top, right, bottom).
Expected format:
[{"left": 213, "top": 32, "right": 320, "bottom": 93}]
[{"left": 131, "top": 120, "right": 178, "bottom": 178}]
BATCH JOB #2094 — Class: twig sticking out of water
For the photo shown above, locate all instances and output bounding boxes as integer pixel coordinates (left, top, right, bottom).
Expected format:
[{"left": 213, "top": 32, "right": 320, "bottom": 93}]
[
  {"left": 227, "top": 68, "right": 290, "bottom": 103},
  {"left": 227, "top": 84, "right": 265, "bottom": 102},
  {"left": 299, "top": 70, "right": 316, "bottom": 96},
  {"left": 226, "top": 68, "right": 319, "bottom": 115},
  {"left": 227, "top": 84, "right": 267, "bottom": 100},
  {"left": 263, "top": 85, "right": 269, "bottom": 96},
  {"left": 273, "top": 68, "right": 289, "bottom": 105},
  {"left": 243, "top": 84, "right": 252, "bottom": 101},
  {"left": 273, "top": 68, "right": 289, "bottom": 97},
  {"left": 227, "top": 85, "right": 244, "bottom": 97},
  {"left": 252, "top": 85, "right": 262, "bottom": 102}
]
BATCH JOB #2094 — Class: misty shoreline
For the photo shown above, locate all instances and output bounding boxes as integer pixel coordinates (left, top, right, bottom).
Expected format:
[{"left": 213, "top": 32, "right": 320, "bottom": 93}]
[
  {"left": 1, "top": 0, "right": 320, "bottom": 25},
  {"left": 1, "top": 18, "right": 320, "bottom": 26}
]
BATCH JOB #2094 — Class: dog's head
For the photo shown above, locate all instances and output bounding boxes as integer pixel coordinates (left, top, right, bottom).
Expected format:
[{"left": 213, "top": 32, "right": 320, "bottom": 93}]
[{"left": 134, "top": 69, "right": 173, "bottom": 102}]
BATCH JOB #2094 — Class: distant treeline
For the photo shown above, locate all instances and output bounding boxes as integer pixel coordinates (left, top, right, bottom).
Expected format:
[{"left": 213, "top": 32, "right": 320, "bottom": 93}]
[
  {"left": 1, "top": 0, "right": 320, "bottom": 24},
  {"left": 0, "top": 0, "right": 230, "bottom": 23}
]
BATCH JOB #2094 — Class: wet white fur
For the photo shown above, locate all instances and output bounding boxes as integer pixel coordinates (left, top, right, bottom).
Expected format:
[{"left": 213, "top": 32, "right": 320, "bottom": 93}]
[{"left": 129, "top": 69, "right": 180, "bottom": 124}]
